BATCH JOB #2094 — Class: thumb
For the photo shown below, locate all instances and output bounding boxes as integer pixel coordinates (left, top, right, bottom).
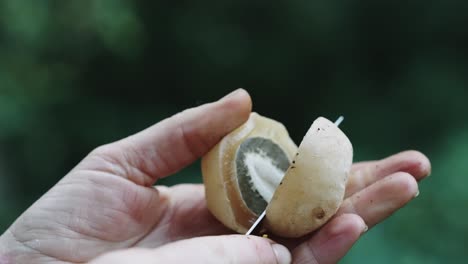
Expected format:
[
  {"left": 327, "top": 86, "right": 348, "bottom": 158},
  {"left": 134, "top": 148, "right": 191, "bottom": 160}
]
[{"left": 90, "top": 235, "right": 291, "bottom": 264}]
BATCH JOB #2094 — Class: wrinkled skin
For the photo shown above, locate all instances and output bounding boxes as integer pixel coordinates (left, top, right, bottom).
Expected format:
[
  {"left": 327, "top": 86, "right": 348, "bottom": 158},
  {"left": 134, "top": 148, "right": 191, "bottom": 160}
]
[{"left": 0, "top": 89, "right": 431, "bottom": 264}]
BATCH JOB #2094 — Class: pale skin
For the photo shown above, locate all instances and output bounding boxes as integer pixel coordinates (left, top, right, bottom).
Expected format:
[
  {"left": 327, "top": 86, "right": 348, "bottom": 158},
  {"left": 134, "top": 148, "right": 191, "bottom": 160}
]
[{"left": 0, "top": 89, "right": 431, "bottom": 264}]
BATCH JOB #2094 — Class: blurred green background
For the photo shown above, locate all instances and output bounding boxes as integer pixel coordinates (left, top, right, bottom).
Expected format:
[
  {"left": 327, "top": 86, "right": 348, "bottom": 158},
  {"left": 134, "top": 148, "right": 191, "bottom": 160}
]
[{"left": 1, "top": 0, "right": 467, "bottom": 263}]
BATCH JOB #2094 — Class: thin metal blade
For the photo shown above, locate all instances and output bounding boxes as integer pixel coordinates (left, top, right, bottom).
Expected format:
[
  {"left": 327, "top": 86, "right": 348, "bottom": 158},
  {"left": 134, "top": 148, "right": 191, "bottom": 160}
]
[
  {"left": 245, "top": 210, "right": 266, "bottom": 235},
  {"left": 245, "top": 116, "right": 344, "bottom": 236}
]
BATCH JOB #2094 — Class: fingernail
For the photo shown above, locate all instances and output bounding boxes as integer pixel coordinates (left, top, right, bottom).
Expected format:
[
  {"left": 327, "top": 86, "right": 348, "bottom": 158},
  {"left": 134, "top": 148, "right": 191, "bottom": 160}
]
[
  {"left": 414, "top": 190, "right": 420, "bottom": 198},
  {"left": 363, "top": 224, "right": 369, "bottom": 233},
  {"left": 221, "top": 88, "right": 245, "bottom": 101},
  {"left": 272, "top": 244, "right": 292, "bottom": 264},
  {"left": 426, "top": 168, "right": 432, "bottom": 177}
]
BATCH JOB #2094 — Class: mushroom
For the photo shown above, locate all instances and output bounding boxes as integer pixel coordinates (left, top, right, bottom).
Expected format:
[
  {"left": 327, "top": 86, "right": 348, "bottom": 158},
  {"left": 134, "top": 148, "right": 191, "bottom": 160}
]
[
  {"left": 201, "top": 113, "right": 353, "bottom": 237},
  {"left": 265, "top": 117, "right": 353, "bottom": 237},
  {"left": 201, "top": 113, "right": 297, "bottom": 233}
]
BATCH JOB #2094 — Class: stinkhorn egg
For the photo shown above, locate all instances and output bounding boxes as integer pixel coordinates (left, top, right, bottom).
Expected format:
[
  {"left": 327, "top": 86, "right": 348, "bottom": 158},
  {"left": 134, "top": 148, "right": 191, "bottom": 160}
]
[{"left": 201, "top": 113, "right": 353, "bottom": 238}]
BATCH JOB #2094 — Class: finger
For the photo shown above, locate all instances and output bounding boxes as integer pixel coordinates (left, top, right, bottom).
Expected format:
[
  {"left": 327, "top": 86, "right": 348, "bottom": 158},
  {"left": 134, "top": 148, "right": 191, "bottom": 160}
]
[
  {"left": 346, "top": 150, "right": 431, "bottom": 197},
  {"left": 338, "top": 172, "right": 419, "bottom": 228},
  {"left": 157, "top": 184, "right": 232, "bottom": 238},
  {"left": 90, "top": 235, "right": 291, "bottom": 264},
  {"left": 134, "top": 184, "right": 233, "bottom": 248},
  {"left": 292, "top": 214, "right": 366, "bottom": 264},
  {"left": 81, "top": 89, "right": 252, "bottom": 186}
]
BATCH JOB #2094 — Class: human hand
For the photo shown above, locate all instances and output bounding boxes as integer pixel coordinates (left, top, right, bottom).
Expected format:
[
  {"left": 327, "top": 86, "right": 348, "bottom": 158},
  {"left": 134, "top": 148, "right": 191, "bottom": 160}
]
[{"left": 0, "top": 89, "right": 431, "bottom": 264}]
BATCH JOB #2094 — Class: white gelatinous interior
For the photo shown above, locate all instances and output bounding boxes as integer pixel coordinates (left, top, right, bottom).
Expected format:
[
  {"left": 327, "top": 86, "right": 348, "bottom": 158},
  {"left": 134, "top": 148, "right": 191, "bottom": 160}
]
[{"left": 243, "top": 152, "right": 285, "bottom": 202}]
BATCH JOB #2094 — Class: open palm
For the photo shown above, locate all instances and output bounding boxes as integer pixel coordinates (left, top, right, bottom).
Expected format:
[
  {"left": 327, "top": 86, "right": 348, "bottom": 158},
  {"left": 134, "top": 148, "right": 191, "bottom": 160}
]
[{"left": 0, "top": 89, "right": 430, "bottom": 264}]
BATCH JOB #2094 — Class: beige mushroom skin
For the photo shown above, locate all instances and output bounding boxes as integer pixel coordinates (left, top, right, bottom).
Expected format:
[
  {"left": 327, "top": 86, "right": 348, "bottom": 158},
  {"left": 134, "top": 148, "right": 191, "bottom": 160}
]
[
  {"left": 265, "top": 117, "right": 353, "bottom": 237},
  {"left": 201, "top": 113, "right": 297, "bottom": 233},
  {"left": 202, "top": 114, "right": 353, "bottom": 237}
]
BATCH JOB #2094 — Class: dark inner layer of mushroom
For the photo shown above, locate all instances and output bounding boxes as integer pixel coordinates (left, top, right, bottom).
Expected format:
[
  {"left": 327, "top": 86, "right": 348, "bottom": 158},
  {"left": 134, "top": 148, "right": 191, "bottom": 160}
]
[{"left": 235, "top": 137, "right": 290, "bottom": 215}]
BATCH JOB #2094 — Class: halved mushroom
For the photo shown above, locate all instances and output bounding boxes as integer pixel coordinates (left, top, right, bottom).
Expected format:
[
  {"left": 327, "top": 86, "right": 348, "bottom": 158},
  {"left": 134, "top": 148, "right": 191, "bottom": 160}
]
[
  {"left": 202, "top": 113, "right": 353, "bottom": 237},
  {"left": 265, "top": 117, "right": 353, "bottom": 237},
  {"left": 201, "top": 113, "right": 297, "bottom": 233}
]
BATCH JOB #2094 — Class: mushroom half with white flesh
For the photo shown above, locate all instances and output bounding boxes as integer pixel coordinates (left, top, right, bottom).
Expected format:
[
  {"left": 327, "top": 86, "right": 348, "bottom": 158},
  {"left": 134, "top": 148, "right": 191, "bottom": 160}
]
[{"left": 201, "top": 113, "right": 353, "bottom": 237}]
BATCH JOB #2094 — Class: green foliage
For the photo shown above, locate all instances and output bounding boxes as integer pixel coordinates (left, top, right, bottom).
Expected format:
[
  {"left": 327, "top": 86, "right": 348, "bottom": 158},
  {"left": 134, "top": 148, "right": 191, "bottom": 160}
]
[{"left": 1, "top": 0, "right": 467, "bottom": 262}]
